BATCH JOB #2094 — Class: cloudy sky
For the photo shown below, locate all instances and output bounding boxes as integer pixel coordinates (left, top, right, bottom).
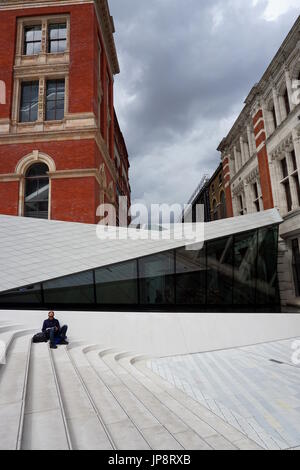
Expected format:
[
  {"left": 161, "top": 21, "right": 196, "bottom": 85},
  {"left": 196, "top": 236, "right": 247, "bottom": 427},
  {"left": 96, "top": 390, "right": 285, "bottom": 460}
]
[{"left": 109, "top": 0, "right": 299, "bottom": 219}]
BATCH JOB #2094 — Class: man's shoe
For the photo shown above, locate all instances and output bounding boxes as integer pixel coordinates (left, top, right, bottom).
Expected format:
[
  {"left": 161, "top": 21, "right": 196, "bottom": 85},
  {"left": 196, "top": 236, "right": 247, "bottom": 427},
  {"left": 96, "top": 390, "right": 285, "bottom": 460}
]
[
  {"left": 50, "top": 344, "right": 57, "bottom": 349},
  {"left": 60, "top": 340, "right": 69, "bottom": 345}
]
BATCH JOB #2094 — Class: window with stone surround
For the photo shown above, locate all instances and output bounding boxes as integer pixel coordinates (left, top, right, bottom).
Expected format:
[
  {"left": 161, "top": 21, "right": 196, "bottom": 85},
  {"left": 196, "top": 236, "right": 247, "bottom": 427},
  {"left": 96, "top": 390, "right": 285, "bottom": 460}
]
[
  {"left": 238, "top": 194, "right": 245, "bottom": 216},
  {"left": 24, "top": 163, "right": 49, "bottom": 220},
  {"left": 19, "top": 16, "right": 70, "bottom": 59},
  {"left": 279, "top": 150, "right": 300, "bottom": 213},
  {"left": 18, "top": 77, "right": 66, "bottom": 123},
  {"left": 252, "top": 181, "right": 262, "bottom": 212}
]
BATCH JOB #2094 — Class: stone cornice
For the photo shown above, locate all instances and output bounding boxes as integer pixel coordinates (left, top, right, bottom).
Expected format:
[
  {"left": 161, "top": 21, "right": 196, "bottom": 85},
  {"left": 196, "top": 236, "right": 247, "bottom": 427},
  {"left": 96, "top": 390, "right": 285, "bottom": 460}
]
[
  {"left": 232, "top": 180, "right": 244, "bottom": 196},
  {"left": 270, "top": 133, "right": 294, "bottom": 161},
  {"left": 245, "top": 167, "right": 259, "bottom": 185}
]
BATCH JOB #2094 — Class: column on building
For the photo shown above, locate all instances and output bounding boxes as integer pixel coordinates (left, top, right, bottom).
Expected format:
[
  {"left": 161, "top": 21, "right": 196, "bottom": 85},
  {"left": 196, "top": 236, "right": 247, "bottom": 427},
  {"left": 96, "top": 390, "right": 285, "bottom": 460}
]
[
  {"left": 247, "top": 125, "right": 254, "bottom": 157},
  {"left": 284, "top": 65, "right": 295, "bottom": 113},
  {"left": 233, "top": 145, "right": 241, "bottom": 172},
  {"left": 272, "top": 85, "right": 282, "bottom": 127},
  {"left": 229, "top": 154, "right": 236, "bottom": 177},
  {"left": 271, "top": 155, "right": 285, "bottom": 213},
  {"left": 240, "top": 136, "right": 246, "bottom": 166}
]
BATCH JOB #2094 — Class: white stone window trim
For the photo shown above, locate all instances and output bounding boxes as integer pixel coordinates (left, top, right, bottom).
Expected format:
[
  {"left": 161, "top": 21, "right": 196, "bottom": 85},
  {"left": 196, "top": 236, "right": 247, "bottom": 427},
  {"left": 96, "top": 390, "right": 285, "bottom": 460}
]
[
  {"left": 278, "top": 151, "right": 300, "bottom": 214},
  {"left": 16, "top": 15, "right": 70, "bottom": 60},
  {"left": 15, "top": 151, "right": 56, "bottom": 219},
  {"left": 13, "top": 74, "right": 69, "bottom": 126}
]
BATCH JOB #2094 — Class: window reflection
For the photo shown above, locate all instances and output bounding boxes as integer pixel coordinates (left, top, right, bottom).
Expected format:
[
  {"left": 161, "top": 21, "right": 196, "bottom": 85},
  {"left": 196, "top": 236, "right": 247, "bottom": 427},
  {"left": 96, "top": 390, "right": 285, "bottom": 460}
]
[
  {"left": 139, "top": 252, "right": 175, "bottom": 305},
  {"left": 234, "top": 231, "right": 257, "bottom": 305},
  {"left": 256, "top": 227, "right": 279, "bottom": 305},
  {"left": 43, "top": 271, "right": 94, "bottom": 304},
  {"left": 206, "top": 236, "right": 233, "bottom": 305},
  {"left": 24, "top": 163, "right": 49, "bottom": 220},
  {"left": 176, "top": 246, "right": 206, "bottom": 304},
  {"left": 48, "top": 23, "right": 67, "bottom": 53},
  {"left": 95, "top": 260, "right": 138, "bottom": 304},
  {"left": 0, "top": 225, "right": 281, "bottom": 310},
  {"left": 19, "top": 81, "right": 39, "bottom": 122},
  {"left": 0, "top": 283, "right": 42, "bottom": 304}
]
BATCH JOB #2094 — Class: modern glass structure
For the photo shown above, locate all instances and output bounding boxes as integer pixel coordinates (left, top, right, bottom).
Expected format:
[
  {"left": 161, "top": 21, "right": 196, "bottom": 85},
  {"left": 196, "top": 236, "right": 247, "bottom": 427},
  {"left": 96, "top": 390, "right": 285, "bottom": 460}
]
[{"left": 0, "top": 223, "right": 280, "bottom": 312}]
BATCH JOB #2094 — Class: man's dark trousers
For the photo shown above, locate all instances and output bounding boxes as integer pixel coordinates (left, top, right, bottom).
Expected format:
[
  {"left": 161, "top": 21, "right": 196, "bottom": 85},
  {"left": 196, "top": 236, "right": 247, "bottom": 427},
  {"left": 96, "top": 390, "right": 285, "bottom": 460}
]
[{"left": 48, "top": 325, "right": 68, "bottom": 345}]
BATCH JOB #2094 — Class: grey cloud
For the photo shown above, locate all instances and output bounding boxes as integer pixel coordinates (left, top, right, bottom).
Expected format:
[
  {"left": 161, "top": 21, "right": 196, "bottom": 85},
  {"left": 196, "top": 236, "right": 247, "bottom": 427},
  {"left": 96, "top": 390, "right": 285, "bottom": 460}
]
[{"left": 109, "top": 0, "right": 299, "bottom": 211}]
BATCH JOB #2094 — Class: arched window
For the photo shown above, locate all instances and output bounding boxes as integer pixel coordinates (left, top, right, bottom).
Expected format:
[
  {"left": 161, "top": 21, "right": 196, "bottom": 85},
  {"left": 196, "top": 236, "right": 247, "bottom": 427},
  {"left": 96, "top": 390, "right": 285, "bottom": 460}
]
[{"left": 24, "top": 163, "right": 49, "bottom": 219}]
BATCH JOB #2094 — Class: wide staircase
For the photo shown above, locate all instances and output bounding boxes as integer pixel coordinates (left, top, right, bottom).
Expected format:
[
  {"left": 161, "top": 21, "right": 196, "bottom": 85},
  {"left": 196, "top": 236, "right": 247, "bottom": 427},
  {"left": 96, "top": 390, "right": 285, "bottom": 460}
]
[{"left": 0, "top": 322, "right": 262, "bottom": 450}]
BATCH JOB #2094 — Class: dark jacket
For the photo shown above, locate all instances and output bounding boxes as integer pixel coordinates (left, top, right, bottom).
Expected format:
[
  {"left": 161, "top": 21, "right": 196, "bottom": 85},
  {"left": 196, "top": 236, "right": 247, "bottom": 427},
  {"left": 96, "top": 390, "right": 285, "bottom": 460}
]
[{"left": 42, "top": 318, "right": 60, "bottom": 334}]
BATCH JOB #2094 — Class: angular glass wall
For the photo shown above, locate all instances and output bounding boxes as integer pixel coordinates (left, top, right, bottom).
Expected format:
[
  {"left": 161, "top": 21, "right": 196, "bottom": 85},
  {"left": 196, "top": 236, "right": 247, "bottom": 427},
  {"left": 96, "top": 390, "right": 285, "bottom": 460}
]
[
  {"left": 256, "top": 226, "right": 279, "bottom": 305},
  {"left": 139, "top": 252, "right": 175, "bottom": 305},
  {"left": 206, "top": 236, "right": 233, "bottom": 305},
  {"left": 95, "top": 260, "right": 138, "bottom": 305},
  {"left": 43, "top": 271, "right": 94, "bottom": 304},
  {"left": 233, "top": 230, "right": 257, "bottom": 305},
  {"left": 0, "top": 224, "right": 281, "bottom": 311},
  {"left": 176, "top": 245, "right": 206, "bottom": 304}
]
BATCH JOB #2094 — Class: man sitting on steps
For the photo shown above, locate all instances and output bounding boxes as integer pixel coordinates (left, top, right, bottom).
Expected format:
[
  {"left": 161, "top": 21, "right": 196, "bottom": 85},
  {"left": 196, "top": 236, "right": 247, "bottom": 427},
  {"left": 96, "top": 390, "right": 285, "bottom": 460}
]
[{"left": 42, "top": 311, "right": 69, "bottom": 349}]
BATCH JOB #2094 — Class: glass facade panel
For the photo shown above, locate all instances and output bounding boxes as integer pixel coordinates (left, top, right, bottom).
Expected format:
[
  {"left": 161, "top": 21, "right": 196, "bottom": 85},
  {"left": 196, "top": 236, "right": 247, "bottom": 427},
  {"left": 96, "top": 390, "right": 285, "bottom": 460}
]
[
  {"left": 48, "top": 23, "right": 67, "bottom": 53},
  {"left": 233, "top": 230, "right": 257, "bottom": 305},
  {"left": 139, "top": 252, "right": 175, "bottom": 305},
  {"left": 24, "top": 26, "right": 42, "bottom": 55},
  {"left": 19, "top": 81, "right": 39, "bottom": 122},
  {"left": 176, "top": 246, "right": 206, "bottom": 304},
  {"left": 46, "top": 79, "right": 65, "bottom": 121},
  {"left": 95, "top": 260, "right": 138, "bottom": 305},
  {"left": 256, "top": 226, "right": 279, "bottom": 305},
  {"left": 43, "top": 271, "right": 94, "bottom": 304},
  {"left": 0, "top": 283, "right": 42, "bottom": 304},
  {"left": 206, "top": 236, "right": 233, "bottom": 305}
]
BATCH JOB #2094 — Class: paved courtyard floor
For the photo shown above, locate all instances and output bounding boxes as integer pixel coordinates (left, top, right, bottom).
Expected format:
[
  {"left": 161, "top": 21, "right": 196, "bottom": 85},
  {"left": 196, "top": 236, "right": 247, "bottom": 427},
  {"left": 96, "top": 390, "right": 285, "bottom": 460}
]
[{"left": 150, "top": 337, "right": 300, "bottom": 450}]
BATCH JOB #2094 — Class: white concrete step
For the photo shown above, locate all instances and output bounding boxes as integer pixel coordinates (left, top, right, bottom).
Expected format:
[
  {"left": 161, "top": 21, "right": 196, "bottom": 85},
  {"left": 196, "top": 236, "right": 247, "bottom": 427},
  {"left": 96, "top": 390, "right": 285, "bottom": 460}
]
[
  {"left": 97, "top": 349, "right": 216, "bottom": 450},
  {"left": 68, "top": 345, "right": 151, "bottom": 450},
  {"left": 121, "top": 354, "right": 263, "bottom": 451},
  {"left": 51, "top": 346, "right": 113, "bottom": 450},
  {"left": 21, "top": 343, "right": 71, "bottom": 450},
  {"left": 0, "top": 326, "right": 35, "bottom": 365},
  {"left": 0, "top": 333, "right": 32, "bottom": 450},
  {"left": 85, "top": 346, "right": 184, "bottom": 450}
]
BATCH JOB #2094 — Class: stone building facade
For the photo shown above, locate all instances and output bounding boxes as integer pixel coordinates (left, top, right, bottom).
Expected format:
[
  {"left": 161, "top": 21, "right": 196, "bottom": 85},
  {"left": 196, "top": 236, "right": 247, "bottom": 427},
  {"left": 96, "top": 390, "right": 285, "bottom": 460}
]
[
  {"left": 218, "top": 15, "right": 300, "bottom": 307},
  {"left": 0, "top": 0, "right": 131, "bottom": 225}
]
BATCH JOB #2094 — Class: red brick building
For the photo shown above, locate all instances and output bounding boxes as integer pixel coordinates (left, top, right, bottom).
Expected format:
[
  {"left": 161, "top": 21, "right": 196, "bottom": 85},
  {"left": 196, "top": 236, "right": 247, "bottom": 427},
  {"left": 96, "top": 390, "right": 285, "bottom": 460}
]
[{"left": 0, "top": 0, "right": 131, "bottom": 224}]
